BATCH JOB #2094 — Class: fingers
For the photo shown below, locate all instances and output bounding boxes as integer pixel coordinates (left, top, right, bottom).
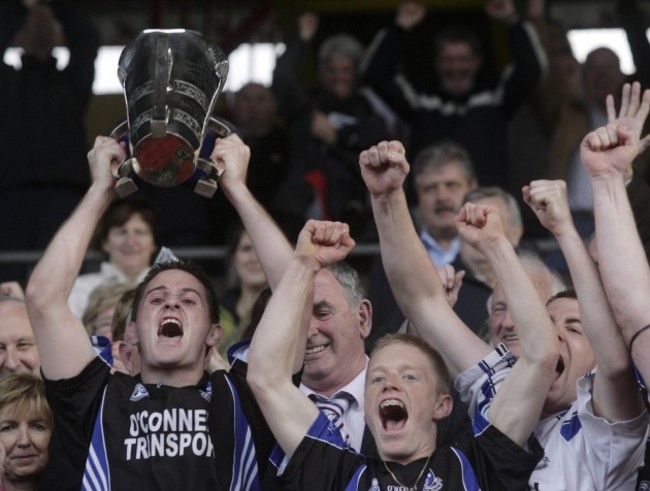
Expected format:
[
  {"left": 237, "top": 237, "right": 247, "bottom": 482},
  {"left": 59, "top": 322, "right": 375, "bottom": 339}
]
[
  {"left": 618, "top": 82, "right": 631, "bottom": 119},
  {"left": 305, "top": 220, "right": 354, "bottom": 248},
  {"left": 606, "top": 94, "right": 616, "bottom": 123},
  {"left": 359, "top": 140, "right": 406, "bottom": 168},
  {"left": 456, "top": 202, "right": 489, "bottom": 227}
]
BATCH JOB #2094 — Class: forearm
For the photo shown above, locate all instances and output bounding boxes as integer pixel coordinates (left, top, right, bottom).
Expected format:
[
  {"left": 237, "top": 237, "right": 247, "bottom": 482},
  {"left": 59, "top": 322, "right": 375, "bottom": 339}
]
[
  {"left": 371, "top": 190, "right": 490, "bottom": 374},
  {"left": 483, "top": 238, "right": 556, "bottom": 365},
  {"left": 247, "top": 255, "right": 319, "bottom": 457},
  {"left": 592, "top": 175, "right": 650, "bottom": 339},
  {"left": 221, "top": 181, "right": 293, "bottom": 289}
]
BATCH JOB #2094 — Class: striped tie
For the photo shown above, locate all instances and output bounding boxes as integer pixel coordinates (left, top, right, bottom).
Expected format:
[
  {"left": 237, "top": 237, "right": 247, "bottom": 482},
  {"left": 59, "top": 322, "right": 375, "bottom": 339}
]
[{"left": 309, "top": 392, "right": 353, "bottom": 447}]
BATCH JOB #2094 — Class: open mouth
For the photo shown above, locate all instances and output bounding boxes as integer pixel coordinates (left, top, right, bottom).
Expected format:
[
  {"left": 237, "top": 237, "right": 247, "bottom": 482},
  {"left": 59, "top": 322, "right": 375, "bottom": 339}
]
[
  {"left": 380, "top": 399, "right": 408, "bottom": 431},
  {"left": 158, "top": 318, "right": 183, "bottom": 338},
  {"left": 555, "top": 356, "right": 565, "bottom": 378}
]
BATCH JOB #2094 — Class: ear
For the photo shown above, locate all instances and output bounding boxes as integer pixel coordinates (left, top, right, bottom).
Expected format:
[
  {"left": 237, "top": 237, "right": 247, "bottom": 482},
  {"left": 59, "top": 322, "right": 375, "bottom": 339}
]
[
  {"left": 116, "top": 341, "right": 135, "bottom": 375},
  {"left": 124, "top": 321, "right": 139, "bottom": 346},
  {"left": 432, "top": 393, "right": 453, "bottom": 422},
  {"left": 358, "top": 299, "right": 372, "bottom": 340},
  {"left": 206, "top": 323, "right": 223, "bottom": 348}
]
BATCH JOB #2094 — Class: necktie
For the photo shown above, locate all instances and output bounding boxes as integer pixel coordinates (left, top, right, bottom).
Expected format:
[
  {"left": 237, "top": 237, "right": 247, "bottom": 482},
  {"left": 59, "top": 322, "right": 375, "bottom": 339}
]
[{"left": 309, "top": 392, "right": 353, "bottom": 447}]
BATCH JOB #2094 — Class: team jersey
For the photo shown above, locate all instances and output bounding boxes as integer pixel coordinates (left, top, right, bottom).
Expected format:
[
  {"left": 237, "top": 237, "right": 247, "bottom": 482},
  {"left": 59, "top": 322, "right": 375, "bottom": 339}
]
[
  {"left": 44, "top": 356, "right": 275, "bottom": 491},
  {"left": 456, "top": 347, "right": 649, "bottom": 491},
  {"left": 277, "top": 409, "right": 541, "bottom": 491}
]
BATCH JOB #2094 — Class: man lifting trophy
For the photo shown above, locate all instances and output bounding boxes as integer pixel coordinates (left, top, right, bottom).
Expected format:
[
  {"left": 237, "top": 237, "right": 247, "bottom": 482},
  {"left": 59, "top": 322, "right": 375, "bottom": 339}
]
[{"left": 111, "top": 29, "right": 234, "bottom": 198}]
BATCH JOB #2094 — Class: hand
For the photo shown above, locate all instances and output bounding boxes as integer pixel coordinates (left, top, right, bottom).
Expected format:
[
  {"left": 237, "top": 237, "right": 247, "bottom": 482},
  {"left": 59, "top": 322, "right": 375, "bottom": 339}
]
[
  {"left": 581, "top": 122, "right": 650, "bottom": 180},
  {"left": 523, "top": 180, "right": 574, "bottom": 236},
  {"left": 359, "top": 140, "right": 409, "bottom": 196},
  {"left": 295, "top": 220, "right": 355, "bottom": 269},
  {"left": 311, "top": 111, "right": 337, "bottom": 145},
  {"left": 0, "top": 281, "right": 25, "bottom": 298},
  {"left": 485, "top": 0, "right": 516, "bottom": 20},
  {"left": 87, "top": 136, "right": 124, "bottom": 192},
  {"left": 602, "top": 82, "right": 650, "bottom": 180},
  {"left": 396, "top": 2, "right": 426, "bottom": 30},
  {"left": 298, "top": 12, "right": 319, "bottom": 42},
  {"left": 209, "top": 134, "right": 251, "bottom": 193},
  {"left": 456, "top": 203, "right": 505, "bottom": 251},
  {"left": 436, "top": 265, "right": 465, "bottom": 307}
]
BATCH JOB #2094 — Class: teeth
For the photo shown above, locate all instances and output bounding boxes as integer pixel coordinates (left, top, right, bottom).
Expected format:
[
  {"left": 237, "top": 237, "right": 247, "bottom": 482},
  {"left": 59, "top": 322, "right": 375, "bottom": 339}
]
[
  {"left": 305, "top": 345, "right": 326, "bottom": 355},
  {"left": 162, "top": 318, "right": 180, "bottom": 326},
  {"left": 380, "top": 399, "right": 404, "bottom": 409}
]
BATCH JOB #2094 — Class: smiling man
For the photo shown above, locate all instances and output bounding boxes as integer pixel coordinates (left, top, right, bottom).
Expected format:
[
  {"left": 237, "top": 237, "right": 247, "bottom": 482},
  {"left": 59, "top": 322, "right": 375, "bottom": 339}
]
[
  {"left": 25, "top": 135, "right": 278, "bottom": 490},
  {"left": 248, "top": 220, "right": 544, "bottom": 491}
]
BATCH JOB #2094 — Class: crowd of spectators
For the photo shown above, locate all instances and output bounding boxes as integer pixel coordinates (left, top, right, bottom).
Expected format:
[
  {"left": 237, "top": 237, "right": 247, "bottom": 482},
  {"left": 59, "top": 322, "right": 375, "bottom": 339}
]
[{"left": 2, "top": 0, "right": 650, "bottom": 490}]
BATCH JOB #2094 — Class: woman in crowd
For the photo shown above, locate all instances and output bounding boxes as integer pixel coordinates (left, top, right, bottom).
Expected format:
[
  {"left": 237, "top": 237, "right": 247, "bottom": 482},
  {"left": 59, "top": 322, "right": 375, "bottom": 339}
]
[
  {"left": 0, "top": 374, "right": 53, "bottom": 491},
  {"left": 68, "top": 197, "right": 159, "bottom": 318},
  {"left": 218, "top": 223, "right": 268, "bottom": 356}
]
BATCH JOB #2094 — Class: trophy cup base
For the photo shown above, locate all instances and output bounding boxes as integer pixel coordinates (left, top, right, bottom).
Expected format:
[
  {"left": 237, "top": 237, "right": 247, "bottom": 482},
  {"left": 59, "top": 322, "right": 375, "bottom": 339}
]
[
  {"left": 194, "top": 178, "right": 218, "bottom": 198},
  {"left": 115, "top": 177, "right": 139, "bottom": 198}
]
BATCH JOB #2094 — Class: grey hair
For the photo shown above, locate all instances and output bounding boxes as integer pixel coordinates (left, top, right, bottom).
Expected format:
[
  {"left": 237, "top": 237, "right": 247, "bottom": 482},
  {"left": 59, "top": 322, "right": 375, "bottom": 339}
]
[
  {"left": 318, "top": 34, "right": 365, "bottom": 68},
  {"left": 412, "top": 141, "right": 477, "bottom": 187},
  {"left": 464, "top": 186, "right": 522, "bottom": 229},
  {"left": 486, "top": 250, "right": 566, "bottom": 312},
  {"left": 325, "top": 261, "right": 364, "bottom": 310}
]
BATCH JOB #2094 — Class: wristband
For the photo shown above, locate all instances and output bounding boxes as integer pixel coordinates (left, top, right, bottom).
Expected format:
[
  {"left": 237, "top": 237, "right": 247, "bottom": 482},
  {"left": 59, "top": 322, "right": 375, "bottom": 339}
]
[{"left": 628, "top": 323, "right": 650, "bottom": 351}]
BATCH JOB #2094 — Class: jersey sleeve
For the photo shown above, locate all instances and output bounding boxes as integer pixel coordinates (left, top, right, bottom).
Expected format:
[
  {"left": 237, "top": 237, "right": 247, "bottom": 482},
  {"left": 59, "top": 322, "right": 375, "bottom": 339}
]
[
  {"left": 454, "top": 344, "right": 517, "bottom": 421},
  {"left": 463, "top": 423, "right": 544, "bottom": 491},
  {"left": 574, "top": 373, "right": 648, "bottom": 488},
  {"left": 278, "top": 411, "right": 366, "bottom": 491},
  {"left": 43, "top": 356, "right": 111, "bottom": 469}
]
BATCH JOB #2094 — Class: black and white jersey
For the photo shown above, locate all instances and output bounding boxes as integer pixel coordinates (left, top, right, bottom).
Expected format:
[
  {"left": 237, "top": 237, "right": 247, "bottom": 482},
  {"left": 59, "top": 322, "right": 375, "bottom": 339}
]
[
  {"left": 277, "top": 411, "right": 541, "bottom": 491},
  {"left": 45, "top": 356, "right": 274, "bottom": 490}
]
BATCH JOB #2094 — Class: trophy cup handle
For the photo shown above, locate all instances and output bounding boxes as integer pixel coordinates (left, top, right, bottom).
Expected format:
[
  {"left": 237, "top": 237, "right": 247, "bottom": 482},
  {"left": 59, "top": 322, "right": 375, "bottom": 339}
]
[
  {"left": 109, "top": 120, "right": 139, "bottom": 197},
  {"left": 191, "top": 116, "right": 239, "bottom": 198}
]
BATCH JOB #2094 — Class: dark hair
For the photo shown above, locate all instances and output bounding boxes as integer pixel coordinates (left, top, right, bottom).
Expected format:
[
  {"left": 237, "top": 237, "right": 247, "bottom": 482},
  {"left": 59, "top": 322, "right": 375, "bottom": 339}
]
[
  {"left": 546, "top": 287, "right": 578, "bottom": 305},
  {"left": 435, "top": 25, "right": 482, "bottom": 59},
  {"left": 371, "top": 333, "right": 451, "bottom": 394},
  {"left": 224, "top": 221, "right": 247, "bottom": 260},
  {"left": 131, "top": 261, "right": 220, "bottom": 324},
  {"left": 91, "top": 197, "right": 160, "bottom": 254}
]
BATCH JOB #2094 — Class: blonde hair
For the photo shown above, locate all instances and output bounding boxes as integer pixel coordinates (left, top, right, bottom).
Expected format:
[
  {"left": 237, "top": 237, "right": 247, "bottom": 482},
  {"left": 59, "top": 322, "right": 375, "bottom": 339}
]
[
  {"left": 83, "top": 281, "right": 134, "bottom": 336},
  {"left": 0, "top": 374, "right": 53, "bottom": 430}
]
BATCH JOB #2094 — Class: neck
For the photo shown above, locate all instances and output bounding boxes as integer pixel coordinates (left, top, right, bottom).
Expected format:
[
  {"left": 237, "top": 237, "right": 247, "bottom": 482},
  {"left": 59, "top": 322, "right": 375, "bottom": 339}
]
[
  {"left": 140, "top": 365, "right": 204, "bottom": 388},
  {"left": 5, "top": 478, "right": 39, "bottom": 491},
  {"left": 303, "top": 357, "right": 365, "bottom": 397}
]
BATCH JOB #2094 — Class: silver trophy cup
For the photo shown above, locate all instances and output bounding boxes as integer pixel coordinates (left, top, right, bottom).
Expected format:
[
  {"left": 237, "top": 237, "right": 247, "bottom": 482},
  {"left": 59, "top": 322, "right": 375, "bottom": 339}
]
[{"left": 111, "top": 29, "right": 232, "bottom": 198}]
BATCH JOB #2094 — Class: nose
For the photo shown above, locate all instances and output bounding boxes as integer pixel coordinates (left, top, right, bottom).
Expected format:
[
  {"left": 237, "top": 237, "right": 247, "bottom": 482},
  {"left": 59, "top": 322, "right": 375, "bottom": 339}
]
[
  {"left": 502, "top": 310, "right": 514, "bottom": 330},
  {"left": 16, "top": 424, "right": 31, "bottom": 447},
  {"left": 307, "top": 318, "right": 320, "bottom": 338},
  {"left": 4, "top": 347, "right": 19, "bottom": 372},
  {"left": 382, "top": 373, "right": 401, "bottom": 391}
]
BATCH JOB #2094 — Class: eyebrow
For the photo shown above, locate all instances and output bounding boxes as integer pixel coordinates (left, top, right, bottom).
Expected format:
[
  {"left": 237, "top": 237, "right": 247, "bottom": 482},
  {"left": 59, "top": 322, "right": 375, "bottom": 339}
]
[{"left": 144, "top": 286, "right": 203, "bottom": 298}]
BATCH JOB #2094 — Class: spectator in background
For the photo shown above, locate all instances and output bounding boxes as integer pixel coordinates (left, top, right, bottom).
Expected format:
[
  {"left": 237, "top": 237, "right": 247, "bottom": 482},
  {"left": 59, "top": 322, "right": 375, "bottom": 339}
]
[
  {"left": 68, "top": 197, "right": 159, "bottom": 318},
  {"left": 273, "top": 11, "right": 390, "bottom": 240},
  {"left": 0, "top": 284, "right": 39, "bottom": 378},
  {"left": 0, "top": 0, "right": 99, "bottom": 283},
  {"left": 451, "top": 186, "right": 524, "bottom": 334},
  {"left": 218, "top": 224, "right": 268, "bottom": 357},
  {"left": 486, "top": 252, "right": 565, "bottom": 353},
  {"left": 229, "top": 83, "right": 303, "bottom": 241},
  {"left": 0, "top": 374, "right": 53, "bottom": 491},
  {"left": 81, "top": 281, "right": 133, "bottom": 341},
  {"left": 363, "top": 0, "right": 544, "bottom": 189},
  {"left": 365, "top": 141, "right": 478, "bottom": 349}
]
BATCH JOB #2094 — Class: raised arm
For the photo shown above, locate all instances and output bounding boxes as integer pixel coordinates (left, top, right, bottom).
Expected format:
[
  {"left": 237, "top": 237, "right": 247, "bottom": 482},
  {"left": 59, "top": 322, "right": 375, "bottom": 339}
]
[
  {"left": 360, "top": 141, "right": 491, "bottom": 377},
  {"left": 210, "top": 134, "right": 294, "bottom": 290},
  {"left": 456, "top": 203, "right": 558, "bottom": 446},
  {"left": 247, "top": 220, "right": 355, "bottom": 458},
  {"left": 524, "top": 179, "right": 643, "bottom": 421},
  {"left": 25, "top": 136, "right": 124, "bottom": 380},
  {"left": 582, "top": 82, "right": 650, "bottom": 383}
]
